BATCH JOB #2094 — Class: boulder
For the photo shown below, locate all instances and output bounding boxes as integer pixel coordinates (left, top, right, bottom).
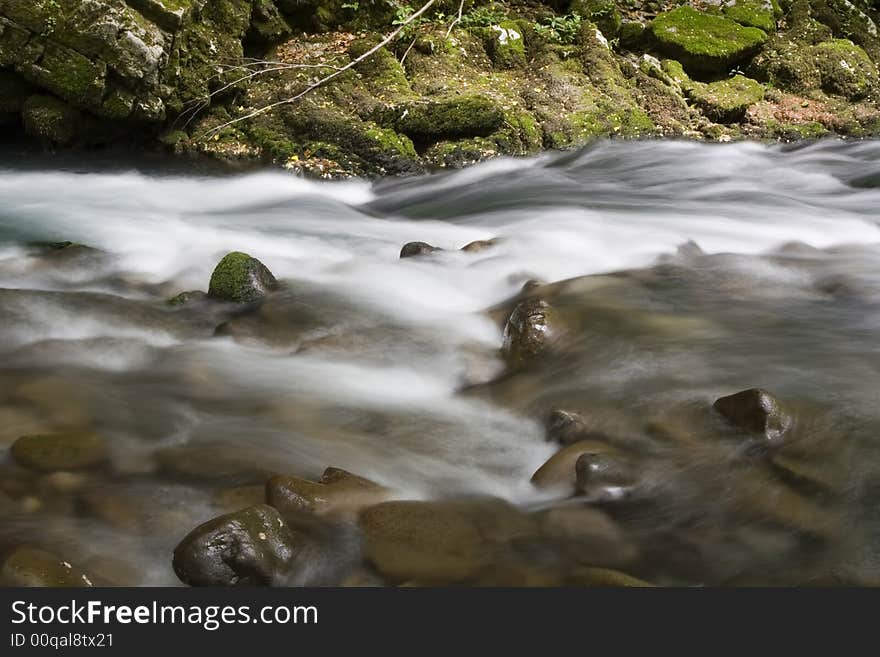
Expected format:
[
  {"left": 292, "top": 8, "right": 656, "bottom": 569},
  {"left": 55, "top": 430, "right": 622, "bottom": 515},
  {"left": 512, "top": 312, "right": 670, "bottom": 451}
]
[
  {"left": 501, "top": 298, "right": 561, "bottom": 367},
  {"left": 713, "top": 388, "right": 793, "bottom": 442},
  {"left": 687, "top": 74, "right": 765, "bottom": 123},
  {"left": 172, "top": 504, "right": 304, "bottom": 586},
  {"left": 10, "top": 431, "right": 107, "bottom": 472},
  {"left": 399, "top": 241, "right": 442, "bottom": 258},
  {"left": 0, "top": 547, "right": 94, "bottom": 587},
  {"left": 571, "top": 0, "right": 623, "bottom": 37},
  {"left": 208, "top": 251, "right": 277, "bottom": 303},
  {"left": 395, "top": 95, "right": 505, "bottom": 143},
  {"left": 486, "top": 21, "right": 527, "bottom": 69},
  {"left": 650, "top": 6, "right": 768, "bottom": 75}
]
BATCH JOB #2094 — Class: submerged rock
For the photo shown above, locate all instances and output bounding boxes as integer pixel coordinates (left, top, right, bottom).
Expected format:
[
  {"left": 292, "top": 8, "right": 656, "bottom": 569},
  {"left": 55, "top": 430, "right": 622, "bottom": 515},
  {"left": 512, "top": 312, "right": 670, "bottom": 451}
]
[
  {"left": 399, "top": 241, "right": 442, "bottom": 258},
  {"left": 267, "top": 467, "right": 393, "bottom": 518},
  {"left": 0, "top": 547, "right": 94, "bottom": 587},
  {"left": 11, "top": 431, "right": 107, "bottom": 472},
  {"left": 501, "top": 298, "right": 561, "bottom": 367},
  {"left": 208, "top": 252, "right": 277, "bottom": 303},
  {"left": 713, "top": 388, "right": 793, "bottom": 442},
  {"left": 167, "top": 290, "right": 208, "bottom": 306},
  {"left": 172, "top": 504, "right": 303, "bottom": 586},
  {"left": 575, "top": 452, "right": 636, "bottom": 502},
  {"left": 531, "top": 440, "right": 620, "bottom": 492},
  {"left": 460, "top": 238, "right": 499, "bottom": 253}
]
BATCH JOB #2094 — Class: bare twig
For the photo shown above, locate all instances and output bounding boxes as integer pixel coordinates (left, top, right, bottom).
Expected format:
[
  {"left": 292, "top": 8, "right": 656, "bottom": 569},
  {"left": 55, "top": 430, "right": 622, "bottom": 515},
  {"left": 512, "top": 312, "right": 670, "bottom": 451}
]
[
  {"left": 399, "top": 36, "right": 418, "bottom": 67},
  {"left": 201, "top": 0, "right": 438, "bottom": 139},
  {"left": 445, "top": 0, "right": 466, "bottom": 38}
]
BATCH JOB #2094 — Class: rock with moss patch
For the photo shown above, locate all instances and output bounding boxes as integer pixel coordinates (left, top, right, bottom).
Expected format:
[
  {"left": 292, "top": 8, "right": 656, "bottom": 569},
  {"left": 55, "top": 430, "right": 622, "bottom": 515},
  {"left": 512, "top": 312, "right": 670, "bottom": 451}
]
[
  {"left": 11, "top": 431, "right": 107, "bottom": 472},
  {"left": 20, "top": 95, "right": 87, "bottom": 146},
  {"left": 650, "top": 6, "right": 769, "bottom": 75},
  {"left": 208, "top": 252, "right": 278, "bottom": 303},
  {"left": 172, "top": 504, "right": 304, "bottom": 586},
  {"left": 487, "top": 21, "right": 527, "bottom": 69},
  {"left": 689, "top": 74, "right": 765, "bottom": 122},
  {"left": 0, "top": 547, "right": 94, "bottom": 587},
  {"left": 396, "top": 96, "right": 505, "bottom": 143},
  {"left": 167, "top": 290, "right": 208, "bottom": 306},
  {"left": 716, "top": 0, "right": 781, "bottom": 32},
  {"left": 571, "top": 0, "right": 623, "bottom": 37}
]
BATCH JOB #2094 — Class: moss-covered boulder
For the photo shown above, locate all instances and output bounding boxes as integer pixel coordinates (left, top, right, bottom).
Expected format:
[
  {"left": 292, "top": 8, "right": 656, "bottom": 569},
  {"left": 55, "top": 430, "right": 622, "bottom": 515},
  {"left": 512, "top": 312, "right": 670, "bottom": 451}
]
[
  {"left": 689, "top": 74, "right": 765, "bottom": 122},
  {"left": 809, "top": 0, "right": 880, "bottom": 62},
  {"left": 650, "top": 6, "right": 769, "bottom": 74},
  {"left": 208, "top": 252, "right": 278, "bottom": 303},
  {"left": 486, "top": 21, "right": 527, "bottom": 69},
  {"left": 717, "top": 0, "right": 781, "bottom": 32},
  {"left": 11, "top": 430, "right": 107, "bottom": 472},
  {"left": 395, "top": 95, "right": 505, "bottom": 143},
  {"left": 20, "top": 95, "right": 84, "bottom": 145},
  {"left": 571, "top": 0, "right": 623, "bottom": 37}
]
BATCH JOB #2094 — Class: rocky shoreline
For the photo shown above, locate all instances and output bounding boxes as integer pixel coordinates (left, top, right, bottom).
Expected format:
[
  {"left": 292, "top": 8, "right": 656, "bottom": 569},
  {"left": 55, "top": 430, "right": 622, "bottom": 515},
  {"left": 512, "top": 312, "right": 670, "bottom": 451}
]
[{"left": 2, "top": 1, "right": 880, "bottom": 177}]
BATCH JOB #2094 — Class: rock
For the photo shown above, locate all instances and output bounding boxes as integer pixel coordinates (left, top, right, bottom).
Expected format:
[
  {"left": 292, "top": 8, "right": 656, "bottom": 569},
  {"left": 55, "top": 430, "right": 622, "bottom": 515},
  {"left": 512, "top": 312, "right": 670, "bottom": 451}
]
[
  {"left": 501, "top": 298, "right": 561, "bottom": 367},
  {"left": 568, "top": 566, "right": 653, "bottom": 587},
  {"left": 718, "top": 0, "right": 780, "bottom": 32},
  {"left": 460, "top": 238, "right": 498, "bottom": 253},
  {"left": 537, "top": 505, "right": 638, "bottom": 568},
  {"left": 267, "top": 467, "right": 393, "bottom": 518},
  {"left": 713, "top": 388, "right": 793, "bottom": 442},
  {"left": 545, "top": 409, "right": 621, "bottom": 446},
  {"left": 395, "top": 95, "right": 505, "bottom": 143},
  {"left": 167, "top": 290, "right": 208, "bottom": 306},
  {"left": 155, "top": 443, "right": 277, "bottom": 483},
  {"left": 575, "top": 452, "right": 636, "bottom": 502},
  {"left": 531, "top": 440, "right": 619, "bottom": 492},
  {"left": 0, "top": 547, "right": 94, "bottom": 587},
  {"left": 207, "top": 251, "right": 277, "bottom": 303},
  {"left": 20, "top": 95, "right": 88, "bottom": 146},
  {"left": 214, "top": 485, "right": 267, "bottom": 513},
  {"left": 571, "top": 0, "right": 622, "bottom": 37},
  {"left": 399, "top": 241, "right": 442, "bottom": 258},
  {"left": 10, "top": 431, "right": 107, "bottom": 472},
  {"left": 487, "top": 21, "right": 527, "bottom": 69},
  {"left": 619, "top": 20, "right": 647, "bottom": 49},
  {"left": 650, "top": 6, "right": 768, "bottom": 75},
  {"left": 688, "top": 74, "right": 765, "bottom": 123},
  {"left": 172, "top": 504, "right": 304, "bottom": 586},
  {"left": 359, "top": 498, "right": 537, "bottom": 584}
]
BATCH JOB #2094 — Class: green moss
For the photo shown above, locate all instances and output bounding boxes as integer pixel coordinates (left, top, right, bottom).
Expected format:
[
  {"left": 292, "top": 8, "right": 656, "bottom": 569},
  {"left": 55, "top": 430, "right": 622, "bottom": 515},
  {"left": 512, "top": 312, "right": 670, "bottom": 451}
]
[
  {"left": 487, "top": 20, "right": 527, "bottom": 69},
  {"left": 19, "top": 42, "right": 106, "bottom": 108},
  {"left": 395, "top": 95, "right": 505, "bottom": 142},
  {"left": 571, "top": 0, "right": 622, "bottom": 37},
  {"left": 619, "top": 20, "right": 647, "bottom": 49},
  {"left": 764, "top": 118, "right": 829, "bottom": 140},
  {"left": 688, "top": 74, "right": 765, "bottom": 122},
  {"left": 719, "top": 0, "right": 780, "bottom": 32},
  {"left": 650, "top": 6, "right": 768, "bottom": 74},
  {"left": 20, "top": 94, "right": 82, "bottom": 145},
  {"left": 208, "top": 251, "right": 278, "bottom": 303},
  {"left": 813, "top": 38, "right": 878, "bottom": 99}
]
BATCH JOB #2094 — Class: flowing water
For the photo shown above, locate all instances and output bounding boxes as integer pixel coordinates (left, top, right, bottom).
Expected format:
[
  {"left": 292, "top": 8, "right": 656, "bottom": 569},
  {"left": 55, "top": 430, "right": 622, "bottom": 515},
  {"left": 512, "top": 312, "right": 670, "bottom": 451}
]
[{"left": 1, "top": 139, "right": 880, "bottom": 585}]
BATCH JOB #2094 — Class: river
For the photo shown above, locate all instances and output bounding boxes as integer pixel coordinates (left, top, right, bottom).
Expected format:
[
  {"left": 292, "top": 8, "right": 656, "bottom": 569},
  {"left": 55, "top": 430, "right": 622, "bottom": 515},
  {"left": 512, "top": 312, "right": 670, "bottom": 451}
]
[{"left": 1, "top": 139, "right": 879, "bottom": 585}]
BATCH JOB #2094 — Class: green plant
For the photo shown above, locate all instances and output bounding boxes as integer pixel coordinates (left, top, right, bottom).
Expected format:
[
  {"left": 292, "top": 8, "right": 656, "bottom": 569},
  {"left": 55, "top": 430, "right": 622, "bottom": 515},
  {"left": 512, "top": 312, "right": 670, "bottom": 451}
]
[
  {"left": 534, "top": 14, "right": 583, "bottom": 45},
  {"left": 460, "top": 4, "right": 508, "bottom": 28}
]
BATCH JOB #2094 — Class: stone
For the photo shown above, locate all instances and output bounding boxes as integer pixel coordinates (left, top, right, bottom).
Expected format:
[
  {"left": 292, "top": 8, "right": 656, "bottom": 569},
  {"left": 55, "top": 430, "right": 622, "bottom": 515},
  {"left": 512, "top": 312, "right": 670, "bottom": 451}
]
[
  {"left": 172, "top": 504, "right": 304, "bottom": 586},
  {"left": 20, "top": 95, "right": 86, "bottom": 146},
  {"left": 359, "top": 498, "right": 537, "bottom": 584},
  {"left": 713, "top": 388, "right": 793, "bottom": 442},
  {"left": 207, "top": 251, "right": 277, "bottom": 303},
  {"left": 460, "top": 238, "right": 498, "bottom": 253},
  {"left": 487, "top": 21, "right": 527, "bottom": 69},
  {"left": 399, "top": 241, "right": 442, "bottom": 258},
  {"left": 531, "top": 440, "right": 620, "bottom": 492},
  {"left": 10, "top": 431, "right": 107, "bottom": 472},
  {"left": 650, "top": 6, "right": 768, "bottom": 75},
  {"left": 167, "top": 290, "right": 208, "bottom": 306},
  {"left": 395, "top": 96, "right": 505, "bottom": 143},
  {"left": 0, "top": 547, "right": 94, "bottom": 587},
  {"left": 501, "top": 298, "right": 561, "bottom": 367},
  {"left": 575, "top": 452, "right": 636, "bottom": 501},
  {"left": 688, "top": 74, "right": 765, "bottom": 123},
  {"left": 267, "top": 467, "right": 393, "bottom": 517}
]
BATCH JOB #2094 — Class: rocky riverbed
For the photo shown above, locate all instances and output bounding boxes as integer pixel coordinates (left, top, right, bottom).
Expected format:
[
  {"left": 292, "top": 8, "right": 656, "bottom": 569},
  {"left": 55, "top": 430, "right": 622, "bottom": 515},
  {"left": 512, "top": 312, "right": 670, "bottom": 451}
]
[
  {"left": 3, "top": 2, "right": 880, "bottom": 177},
  {"left": 1, "top": 139, "right": 880, "bottom": 586}
]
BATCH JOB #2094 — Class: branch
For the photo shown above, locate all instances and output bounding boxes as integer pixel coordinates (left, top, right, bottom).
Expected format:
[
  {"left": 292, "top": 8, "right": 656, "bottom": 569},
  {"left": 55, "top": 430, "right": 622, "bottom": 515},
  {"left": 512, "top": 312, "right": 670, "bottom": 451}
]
[
  {"left": 200, "top": 0, "right": 438, "bottom": 140},
  {"left": 445, "top": 0, "right": 466, "bottom": 38}
]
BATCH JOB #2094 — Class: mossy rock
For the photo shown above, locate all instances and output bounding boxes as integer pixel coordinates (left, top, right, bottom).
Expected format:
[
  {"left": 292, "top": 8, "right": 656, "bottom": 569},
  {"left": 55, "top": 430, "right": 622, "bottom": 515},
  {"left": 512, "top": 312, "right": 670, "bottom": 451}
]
[
  {"left": 486, "top": 21, "right": 527, "bottom": 69},
  {"left": 689, "top": 74, "right": 765, "bottom": 122},
  {"left": 20, "top": 94, "right": 84, "bottom": 146},
  {"left": 650, "top": 6, "right": 769, "bottom": 75},
  {"left": 619, "top": 20, "right": 648, "bottom": 49},
  {"left": 809, "top": 0, "right": 880, "bottom": 62},
  {"left": 813, "top": 38, "right": 878, "bottom": 99},
  {"left": 208, "top": 252, "right": 278, "bottom": 303},
  {"left": 395, "top": 95, "right": 505, "bottom": 143},
  {"left": 571, "top": 0, "right": 623, "bottom": 37},
  {"left": 11, "top": 431, "right": 107, "bottom": 472},
  {"left": 717, "top": 0, "right": 781, "bottom": 32}
]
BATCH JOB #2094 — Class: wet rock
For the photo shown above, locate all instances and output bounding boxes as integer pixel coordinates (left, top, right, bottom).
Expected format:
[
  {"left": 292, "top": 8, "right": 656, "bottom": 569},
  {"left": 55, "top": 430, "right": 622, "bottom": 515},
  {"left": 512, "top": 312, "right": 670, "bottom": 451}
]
[
  {"left": 167, "top": 290, "right": 208, "bottom": 306},
  {"left": 10, "top": 431, "right": 107, "bottom": 472},
  {"left": 267, "top": 467, "right": 393, "bottom": 518},
  {"left": 0, "top": 548, "right": 94, "bottom": 587},
  {"left": 537, "top": 505, "right": 638, "bottom": 568},
  {"left": 208, "top": 251, "right": 277, "bottom": 303},
  {"left": 713, "top": 388, "right": 793, "bottom": 442},
  {"left": 395, "top": 95, "right": 505, "bottom": 142},
  {"left": 769, "top": 452, "right": 846, "bottom": 496},
  {"left": 568, "top": 566, "right": 653, "bottom": 587},
  {"left": 399, "top": 241, "right": 442, "bottom": 258},
  {"left": 545, "top": 409, "right": 619, "bottom": 446},
  {"left": 172, "top": 504, "right": 304, "bottom": 586},
  {"left": 530, "top": 440, "right": 620, "bottom": 492},
  {"left": 155, "top": 443, "right": 277, "bottom": 483},
  {"left": 359, "top": 498, "right": 537, "bottom": 584},
  {"left": 575, "top": 452, "right": 637, "bottom": 502},
  {"left": 0, "top": 406, "right": 49, "bottom": 446},
  {"left": 214, "top": 485, "right": 267, "bottom": 513},
  {"left": 460, "top": 238, "right": 498, "bottom": 253},
  {"left": 501, "top": 298, "right": 561, "bottom": 367},
  {"left": 650, "top": 6, "right": 768, "bottom": 75}
]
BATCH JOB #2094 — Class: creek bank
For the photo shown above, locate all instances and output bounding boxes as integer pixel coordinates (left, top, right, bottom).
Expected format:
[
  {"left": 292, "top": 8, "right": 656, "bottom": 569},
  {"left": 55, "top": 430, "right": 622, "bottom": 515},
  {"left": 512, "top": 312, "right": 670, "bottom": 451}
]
[{"left": 3, "top": 1, "right": 880, "bottom": 175}]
